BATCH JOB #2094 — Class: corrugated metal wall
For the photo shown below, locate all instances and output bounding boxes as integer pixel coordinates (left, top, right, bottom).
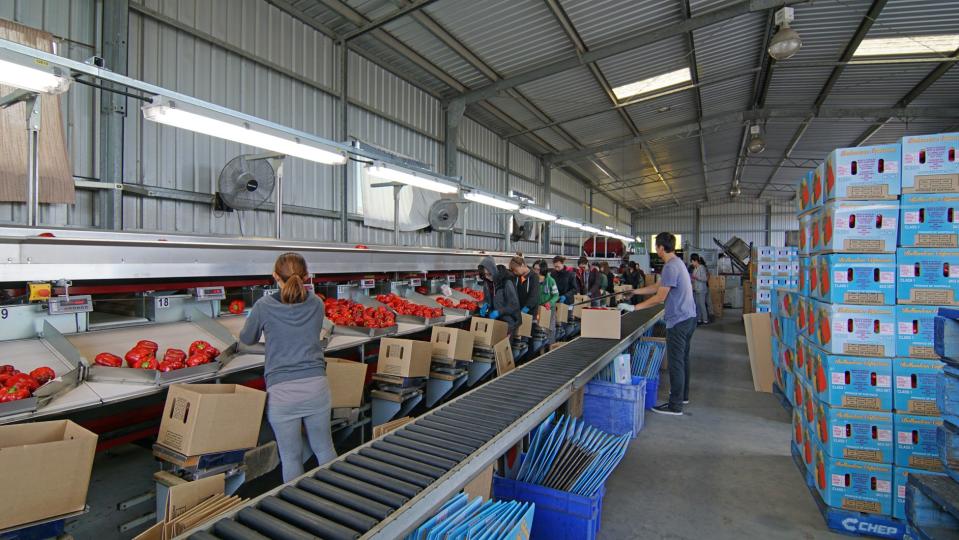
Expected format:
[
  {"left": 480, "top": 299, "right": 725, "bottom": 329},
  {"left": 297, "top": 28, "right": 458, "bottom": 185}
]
[
  {"left": 633, "top": 200, "right": 798, "bottom": 252},
  {"left": 0, "top": 0, "right": 621, "bottom": 253}
]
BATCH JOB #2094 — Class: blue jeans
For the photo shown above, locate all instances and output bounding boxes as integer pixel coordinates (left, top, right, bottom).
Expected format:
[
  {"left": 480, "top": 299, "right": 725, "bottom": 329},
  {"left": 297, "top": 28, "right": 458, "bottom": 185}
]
[{"left": 666, "top": 317, "right": 697, "bottom": 409}]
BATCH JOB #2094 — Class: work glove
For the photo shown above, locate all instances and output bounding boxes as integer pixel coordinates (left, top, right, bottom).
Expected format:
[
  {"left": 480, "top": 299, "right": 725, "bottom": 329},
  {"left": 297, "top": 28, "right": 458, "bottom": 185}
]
[
  {"left": 558, "top": 295, "right": 566, "bottom": 303},
  {"left": 544, "top": 302, "right": 551, "bottom": 310},
  {"left": 479, "top": 303, "right": 489, "bottom": 316},
  {"left": 489, "top": 310, "right": 500, "bottom": 320},
  {"left": 521, "top": 306, "right": 530, "bottom": 314}
]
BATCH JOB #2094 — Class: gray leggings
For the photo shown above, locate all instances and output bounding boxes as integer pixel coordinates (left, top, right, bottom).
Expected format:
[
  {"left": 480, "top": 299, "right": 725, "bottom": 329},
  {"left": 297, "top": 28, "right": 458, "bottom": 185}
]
[{"left": 267, "top": 376, "right": 337, "bottom": 482}]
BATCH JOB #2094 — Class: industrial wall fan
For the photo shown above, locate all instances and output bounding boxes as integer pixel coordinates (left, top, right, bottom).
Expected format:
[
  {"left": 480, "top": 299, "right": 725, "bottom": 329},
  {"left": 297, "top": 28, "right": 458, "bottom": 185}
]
[
  {"left": 216, "top": 154, "right": 284, "bottom": 237},
  {"left": 428, "top": 200, "right": 459, "bottom": 231},
  {"left": 510, "top": 215, "right": 539, "bottom": 243}
]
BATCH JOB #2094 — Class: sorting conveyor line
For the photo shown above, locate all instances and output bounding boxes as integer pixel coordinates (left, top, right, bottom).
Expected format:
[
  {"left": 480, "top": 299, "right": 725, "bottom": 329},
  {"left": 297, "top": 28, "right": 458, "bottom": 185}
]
[{"left": 188, "top": 306, "right": 663, "bottom": 540}]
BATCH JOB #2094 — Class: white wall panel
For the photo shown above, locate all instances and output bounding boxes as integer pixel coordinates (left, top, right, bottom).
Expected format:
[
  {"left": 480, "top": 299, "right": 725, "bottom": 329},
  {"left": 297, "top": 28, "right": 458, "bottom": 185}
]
[
  {"left": 458, "top": 117, "right": 502, "bottom": 166},
  {"left": 349, "top": 52, "right": 442, "bottom": 140}
]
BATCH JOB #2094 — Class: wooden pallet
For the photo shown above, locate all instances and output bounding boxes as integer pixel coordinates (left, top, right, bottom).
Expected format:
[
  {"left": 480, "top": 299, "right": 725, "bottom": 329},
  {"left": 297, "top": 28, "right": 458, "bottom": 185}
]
[{"left": 906, "top": 474, "right": 959, "bottom": 540}]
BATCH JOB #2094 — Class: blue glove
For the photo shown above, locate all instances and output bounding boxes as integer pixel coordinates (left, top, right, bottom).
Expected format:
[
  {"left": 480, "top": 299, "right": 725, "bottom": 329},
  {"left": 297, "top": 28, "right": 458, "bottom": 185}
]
[
  {"left": 479, "top": 303, "right": 489, "bottom": 316},
  {"left": 558, "top": 295, "right": 566, "bottom": 303},
  {"left": 489, "top": 310, "right": 500, "bottom": 320},
  {"left": 521, "top": 306, "right": 530, "bottom": 314}
]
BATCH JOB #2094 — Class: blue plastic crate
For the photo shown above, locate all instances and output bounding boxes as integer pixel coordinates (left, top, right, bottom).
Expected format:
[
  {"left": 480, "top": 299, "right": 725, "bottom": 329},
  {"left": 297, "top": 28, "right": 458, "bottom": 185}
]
[
  {"left": 583, "top": 376, "right": 646, "bottom": 439},
  {"left": 641, "top": 377, "right": 659, "bottom": 410},
  {"left": 493, "top": 476, "right": 604, "bottom": 540}
]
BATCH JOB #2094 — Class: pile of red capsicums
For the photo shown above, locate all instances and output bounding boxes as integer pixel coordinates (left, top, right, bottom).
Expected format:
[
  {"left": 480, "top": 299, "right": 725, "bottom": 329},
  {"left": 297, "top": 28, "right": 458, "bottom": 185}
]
[
  {"left": 0, "top": 364, "right": 55, "bottom": 403},
  {"left": 94, "top": 339, "right": 221, "bottom": 372}
]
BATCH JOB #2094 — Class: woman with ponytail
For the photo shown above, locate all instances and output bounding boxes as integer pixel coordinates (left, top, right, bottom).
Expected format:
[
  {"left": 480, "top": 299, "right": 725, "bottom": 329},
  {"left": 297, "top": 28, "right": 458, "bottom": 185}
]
[{"left": 240, "top": 252, "right": 335, "bottom": 481}]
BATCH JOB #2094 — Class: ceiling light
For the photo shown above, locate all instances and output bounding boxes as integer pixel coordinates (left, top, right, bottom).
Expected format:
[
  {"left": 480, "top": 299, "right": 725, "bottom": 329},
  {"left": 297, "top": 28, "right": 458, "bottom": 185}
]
[
  {"left": 747, "top": 124, "right": 766, "bottom": 154},
  {"left": 581, "top": 225, "right": 603, "bottom": 234},
  {"left": 519, "top": 207, "right": 557, "bottom": 221},
  {"left": 730, "top": 184, "right": 742, "bottom": 197},
  {"left": 768, "top": 7, "right": 802, "bottom": 61},
  {"left": 0, "top": 56, "right": 71, "bottom": 94},
  {"left": 853, "top": 34, "right": 959, "bottom": 57},
  {"left": 611, "top": 67, "right": 692, "bottom": 100},
  {"left": 142, "top": 100, "right": 347, "bottom": 165},
  {"left": 555, "top": 218, "right": 581, "bottom": 228},
  {"left": 366, "top": 164, "right": 458, "bottom": 194},
  {"left": 463, "top": 190, "right": 520, "bottom": 211}
]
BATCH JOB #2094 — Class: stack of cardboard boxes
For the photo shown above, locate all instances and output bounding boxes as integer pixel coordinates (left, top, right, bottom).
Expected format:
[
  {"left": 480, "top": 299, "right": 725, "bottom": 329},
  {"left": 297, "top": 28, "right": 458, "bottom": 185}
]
[
  {"left": 781, "top": 134, "right": 959, "bottom": 523},
  {"left": 746, "top": 246, "right": 798, "bottom": 314}
]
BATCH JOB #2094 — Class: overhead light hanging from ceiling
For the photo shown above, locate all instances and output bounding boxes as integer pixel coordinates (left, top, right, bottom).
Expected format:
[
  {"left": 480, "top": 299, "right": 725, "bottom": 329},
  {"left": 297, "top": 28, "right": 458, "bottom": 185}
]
[
  {"left": 0, "top": 51, "right": 72, "bottom": 94},
  {"left": 768, "top": 7, "right": 802, "bottom": 61},
  {"left": 519, "top": 207, "right": 557, "bottom": 221},
  {"left": 730, "top": 183, "right": 742, "bottom": 198},
  {"left": 463, "top": 190, "right": 520, "bottom": 211},
  {"left": 366, "top": 164, "right": 459, "bottom": 193},
  {"left": 747, "top": 124, "right": 766, "bottom": 154}
]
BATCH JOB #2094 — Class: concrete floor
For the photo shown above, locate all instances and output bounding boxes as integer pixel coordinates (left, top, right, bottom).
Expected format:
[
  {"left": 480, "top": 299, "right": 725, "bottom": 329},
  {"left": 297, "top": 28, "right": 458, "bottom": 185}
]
[{"left": 599, "top": 309, "right": 844, "bottom": 540}]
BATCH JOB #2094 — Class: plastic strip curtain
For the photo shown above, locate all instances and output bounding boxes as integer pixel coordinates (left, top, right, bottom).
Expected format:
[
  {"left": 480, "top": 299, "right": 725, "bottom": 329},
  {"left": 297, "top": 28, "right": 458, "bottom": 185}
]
[{"left": 513, "top": 414, "right": 630, "bottom": 496}]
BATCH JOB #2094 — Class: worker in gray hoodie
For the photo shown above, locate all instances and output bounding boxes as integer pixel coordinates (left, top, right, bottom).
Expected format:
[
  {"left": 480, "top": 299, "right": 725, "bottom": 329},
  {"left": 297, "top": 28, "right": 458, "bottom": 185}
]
[{"left": 477, "top": 255, "right": 521, "bottom": 332}]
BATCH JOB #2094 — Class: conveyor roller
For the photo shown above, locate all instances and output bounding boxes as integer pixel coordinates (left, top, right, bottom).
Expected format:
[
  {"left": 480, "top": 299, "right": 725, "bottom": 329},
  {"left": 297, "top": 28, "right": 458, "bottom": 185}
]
[{"left": 192, "top": 308, "right": 662, "bottom": 539}]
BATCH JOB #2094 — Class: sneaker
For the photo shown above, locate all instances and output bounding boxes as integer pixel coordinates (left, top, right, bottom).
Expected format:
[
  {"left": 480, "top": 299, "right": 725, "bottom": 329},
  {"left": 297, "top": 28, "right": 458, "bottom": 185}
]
[
  {"left": 682, "top": 400, "right": 690, "bottom": 404},
  {"left": 651, "top": 403, "right": 683, "bottom": 416}
]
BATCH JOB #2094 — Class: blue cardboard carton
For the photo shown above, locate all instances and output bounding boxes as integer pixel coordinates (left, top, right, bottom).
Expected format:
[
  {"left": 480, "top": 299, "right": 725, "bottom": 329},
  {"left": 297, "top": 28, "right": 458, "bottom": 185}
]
[
  {"left": 896, "top": 305, "right": 940, "bottom": 359},
  {"left": 813, "top": 254, "right": 896, "bottom": 306},
  {"left": 811, "top": 300, "right": 896, "bottom": 358},
  {"left": 818, "top": 201, "right": 899, "bottom": 254},
  {"left": 814, "top": 401, "right": 894, "bottom": 463},
  {"left": 893, "top": 358, "right": 944, "bottom": 416},
  {"left": 901, "top": 132, "right": 959, "bottom": 194},
  {"left": 893, "top": 467, "right": 945, "bottom": 520},
  {"left": 824, "top": 144, "right": 901, "bottom": 201},
  {"left": 798, "top": 169, "right": 819, "bottom": 216},
  {"left": 896, "top": 248, "right": 959, "bottom": 306},
  {"left": 899, "top": 194, "right": 959, "bottom": 248},
  {"left": 813, "top": 439, "right": 894, "bottom": 515},
  {"left": 808, "top": 349, "right": 892, "bottom": 411},
  {"left": 894, "top": 413, "right": 943, "bottom": 471}
]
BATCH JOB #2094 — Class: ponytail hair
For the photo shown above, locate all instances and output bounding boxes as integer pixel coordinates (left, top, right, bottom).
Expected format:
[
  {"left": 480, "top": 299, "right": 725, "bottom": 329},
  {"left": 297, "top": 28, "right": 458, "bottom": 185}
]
[{"left": 275, "top": 252, "right": 309, "bottom": 304}]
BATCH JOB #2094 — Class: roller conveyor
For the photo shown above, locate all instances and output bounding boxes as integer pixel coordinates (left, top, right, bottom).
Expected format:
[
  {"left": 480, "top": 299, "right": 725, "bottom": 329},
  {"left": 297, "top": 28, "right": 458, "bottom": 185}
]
[{"left": 189, "top": 307, "right": 663, "bottom": 539}]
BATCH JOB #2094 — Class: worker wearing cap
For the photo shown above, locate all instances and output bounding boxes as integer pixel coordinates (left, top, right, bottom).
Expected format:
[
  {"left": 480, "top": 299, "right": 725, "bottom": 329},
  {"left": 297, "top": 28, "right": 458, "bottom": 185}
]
[
  {"left": 631, "top": 232, "right": 697, "bottom": 416},
  {"left": 477, "top": 256, "right": 521, "bottom": 333}
]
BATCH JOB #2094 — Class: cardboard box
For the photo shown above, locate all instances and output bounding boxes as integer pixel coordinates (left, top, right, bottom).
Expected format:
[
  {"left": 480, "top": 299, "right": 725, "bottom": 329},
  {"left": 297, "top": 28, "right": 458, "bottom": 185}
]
[
  {"left": 824, "top": 144, "right": 901, "bottom": 201},
  {"left": 894, "top": 414, "right": 943, "bottom": 471},
  {"left": 326, "top": 358, "right": 368, "bottom": 408},
  {"left": 555, "top": 302, "right": 570, "bottom": 324},
  {"left": 896, "top": 248, "right": 959, "bottom": 306},
  {"left": 818, "top": 201, "right": 899, "bottom": 254},
  {"left": 797, "top": 295, "right": 812, "bottom": 336},
  {"left": 814, "top": 402, "right": 894, "bottom": 463},
  {"left": 808, "top": 349, "right": 892, "bottom": 411},
  {"left": 775, "top": 288, "right": 798, "bottom": 319},
  {"left": 896, "top": 305, "right": 939, "bottom": 359},
  {"left": 165, "top": 474, "right": 224, "bottom": 521},
  {"left": 811, "top": 300, "right": 896, "bottom": 358},
  {"left": 813, "top": 254, "right": 896, "bottom": 306},
  {"left": 799, "top": 257, "right": 811, "bottom": 297},
  {"left": 813, "top": 445, "right": 893, "bottom": 515},
  {"left": 894, "top": 467, "right": 945, "bottom": 520},
  {"left": 377, "top": 338, "right": 432, "bottom": 378},
  {"left": 799, "top": 214, "right": 813, "bottom": 255},
  {"left": 899, "top": 194, "right": 959, "bottom": 248},
  {"left": 372, "top": 416, "right": 413, "bottom": 439},
  {"left": 571, "top": 294, "right": 591, "bottom": 319},
  {"left": 158, "top": 384, "right": 266, "bottom": 456},
  {"left": 580, "top": 308, "right": 621, "bottom": 340},
  {"left": 775, "top": 261, "right": 799, "bottom": 277},
  {"left": 901, "top": 132, "right": 959, "bottom": 193},
  {"left": 755, "top": 261, "right": 776, "bottom": 276},
  {"left": 893, "top": 358, "right": 944, "bottom": 416},
  {"left": 463, "top": 464, "right": 495, "bottom": 501},
  {"left": 743, "top": 313, "right": 774, "bottom": 393},
  {"left": 470, "top": 317, "right": 509, "bottom": 347},
  {"left": 754, "top": 246, "right": 778, "bottom": 261},
  {"left": 430, "top": 327, "right": 475, "bottom": 362},
  {"left": 493, "top": 338, "right": 515, "bottom": 376},
  {"left": 516, "top": 312, "right": 533, "bottom": 337},
  {"left": 777, "top": 247, "right": 799, "bottom": 261},
  {"left": 812, "top": 163, "right": 826, "bottom": 207},
  {"left": 797, "top": 169, "right": 819, "bottom": 216},
  {"left": 809, "top": 208, "right": 824, "bottom": 254},
  {"left": 771, "top": 315, "right": 798, "bottom": 347},
  {"left": 0, "top": 420, "right": 97, "bottom": 530}
]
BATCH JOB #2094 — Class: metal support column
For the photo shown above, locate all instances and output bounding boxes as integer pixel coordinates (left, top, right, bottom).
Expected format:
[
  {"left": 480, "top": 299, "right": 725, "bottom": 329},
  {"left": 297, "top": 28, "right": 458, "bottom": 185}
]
[
  {"left": 98, "top": 0, "right": 128, "bottom": 230},
  {"left": 25, "top": 95, "right": 41, "bottom": 227},
  {"left": 445, "top": 101, "right": 465, "bottom": 250},
  {"left": 765, "top": 203, "right": 773, "bottom": 245},
  {"left": 339, "top": 40, "right": 349, "bottom": 243},
  {"left": 541, "top": 159, "right": 551, "bottom": 254},
  {"left": 694, "top": 206, "right": 702, "bottom": 248},
  {"left": 503, "top": 139, "right": 511, "bottom": 252}
]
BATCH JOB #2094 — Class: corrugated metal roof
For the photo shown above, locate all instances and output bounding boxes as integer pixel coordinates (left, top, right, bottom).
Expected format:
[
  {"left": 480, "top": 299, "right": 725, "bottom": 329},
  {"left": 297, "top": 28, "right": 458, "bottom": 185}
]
[
  {"left": 383, "top": 16, "right": 490, "bottom": 89},
  {"left": 822, "top": 63, "right": 935, "bottom": 107},
  {"left": 562, "top": 0, "right": 684, "bottom": 50},
  {"left": 692, "top": 11, "right": 766, "bottom": 80},
  {"left": 559, "top": 110, "right": 632, "bottom": 146},
  {"left": 864, "top": 0, "right": 959, "bottom": 38},
  {"left": 515, "top": 67, "right": 612, "bottom": 123},
  {"left": 764, "top": 66, "right": 834, "bottom": 107},
  {"left": 910, "top": 68, "right": 959, "bottom": 108},
  {"left": 351, "top": 33, "right": 454, "bottom": 96},
  {"left": 625, "top": 91, "right": 700, "bottom": 133},
  {"left": 423, "top": 0, "right": 576, "bottom": 78},
  {"left": 865, "top": 118, "right": 959, "bottom": 145},
  {"left": 595, "top": 35, "right": 691, "bottom": 89}
]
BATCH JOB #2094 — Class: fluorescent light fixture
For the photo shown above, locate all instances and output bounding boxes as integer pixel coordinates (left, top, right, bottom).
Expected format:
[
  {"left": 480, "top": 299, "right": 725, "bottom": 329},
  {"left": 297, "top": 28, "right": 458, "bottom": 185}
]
[
  {"left": 581, "top": 225, "right": 603, "bottom": 234},
  {"left": 0, "top": 56, "right": 71, "bottom": 94},
  {"left": 463, "top": 190, "right": 520, "bottom": 211},
  {"left": 519, "top": 207, "right": 557, "bottom": 221},
  {"left": 142, "top": 100, "right": 347, "bottom": 165},
  {"left": 611, "top": 67, "right": 691, "bottom": 100},
  {"left": 604, "top": 225, "right": 615, "bottom": 230},
  {"left": 366, "top": 164, "right": 458, "bottom": 194},
  {"left": 555, "top": 218, "right": 581, "bottom": 228},
  {"left": 853, "top": 34, "right": 959, "bottom": 57}
]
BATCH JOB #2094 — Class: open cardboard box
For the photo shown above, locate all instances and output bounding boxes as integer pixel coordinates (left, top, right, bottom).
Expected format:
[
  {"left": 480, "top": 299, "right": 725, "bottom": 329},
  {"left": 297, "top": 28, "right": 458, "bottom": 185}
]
[
  {"left": 157, "top": 384, "right": 266, "bottom": 457},
  {"left": 516, "top": 312, "right": 533, "bottom": 337},
  {"left": 326, "top": 358, "right": 368, "bottom": 408},
  {"left": 572, "top": 294, "right": 591, "bottom": 319},
  {"left": 0, "top": 420, "right": 97, "bottom": 530},
  {"left": 377, "top": 338, "right": 431, "bottom": 378},
  {"left": 470, "top": 317, "right": 509, "bottom": 348},
  {"left": 430, "top": 327, "right": 475, "bottom": 362}
]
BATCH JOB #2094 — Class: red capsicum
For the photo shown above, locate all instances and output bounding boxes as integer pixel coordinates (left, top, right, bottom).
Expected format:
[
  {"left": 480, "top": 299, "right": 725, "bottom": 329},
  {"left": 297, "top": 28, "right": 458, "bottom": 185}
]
[
  {"left": 125, "top": 347, "right": 155, "bottom": 368},
  {"left": 29, "top": 366, "right": 55, "bottom": 385},
  {"left": 135, "top": 357, "right": 158, "bottom": 370},
  {"left": 186, "top": 354, "right": 209, "bottom": 367},
  {"left": 94, "top": 352, "right": 123, "bottom": 367},
  {"left": 0, "top": 384, "right": 30, "bottom": 402},
  {"left": 228, "top": 299, "right": 246, "bottom": 315},
  {"left": 136, "top": 340, "right": 159, "bottom": 353}
]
